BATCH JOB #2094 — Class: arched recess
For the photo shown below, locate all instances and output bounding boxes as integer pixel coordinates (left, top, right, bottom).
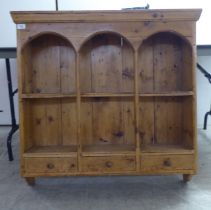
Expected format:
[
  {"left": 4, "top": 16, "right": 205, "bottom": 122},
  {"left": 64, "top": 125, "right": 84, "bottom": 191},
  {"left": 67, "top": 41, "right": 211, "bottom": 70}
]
[
  {"left": 79, "top": 32, "right": 136, "bottom": 148},
  {"left": 22, "top": 32, "right": 76, "bottom": 94},
  {"left": 79, "top": 32, "right": 135, "bottom": 93},
  {"left": 138, "top": 31, "right": 194, "bottom": 149},
  {"left": 138, "top": 31, "right": 193, "bottom": 93}
]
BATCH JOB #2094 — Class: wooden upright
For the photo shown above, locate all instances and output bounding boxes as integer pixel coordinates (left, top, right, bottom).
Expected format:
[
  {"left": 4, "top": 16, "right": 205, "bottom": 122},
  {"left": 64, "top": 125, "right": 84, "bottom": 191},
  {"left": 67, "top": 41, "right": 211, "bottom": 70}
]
[{"left": 11, "top": 9, "right": 201, "bottom": 185}]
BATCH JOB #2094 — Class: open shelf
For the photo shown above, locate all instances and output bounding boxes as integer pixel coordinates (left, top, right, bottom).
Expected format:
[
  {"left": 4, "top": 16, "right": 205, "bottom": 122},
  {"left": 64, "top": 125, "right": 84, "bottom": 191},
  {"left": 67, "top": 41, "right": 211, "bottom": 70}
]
[
  {"left": 22, "top": 98, "right": 77, "bottom": 153},
  {"left": 22, "top": 93, "right": 134, "bottom": 98},
  {"left": 82, "top": 144, "right": 135, "bottom": 156},
  {"left": 139, "top": 96, "right": 194, "bottom": 152},
  {"left": 21, "top": 93, "right": 77, "bottom": 99},
  {"left": 80, "top": 91, "right": 193, "bottom": 98},
  {"left": 81, "top": 93, "right": 134, "bottom": 98},
  {"left": 23, "top": 145, "right": 78, "bottom": 157},
  {"left": 81, "top": 96, "right": 136, "bottom": 152},
  {"left": 139, "top": 91, "right": 194, "bottom": 97},
  {"left": 141, "top": 144, "right": 194, "bottom": 154}
]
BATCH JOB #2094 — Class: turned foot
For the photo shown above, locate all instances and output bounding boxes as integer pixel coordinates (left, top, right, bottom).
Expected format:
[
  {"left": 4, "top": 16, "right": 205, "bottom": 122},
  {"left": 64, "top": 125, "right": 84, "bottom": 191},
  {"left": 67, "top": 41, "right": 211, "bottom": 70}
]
[
  {"left": 183, "top": 174, "right": 192, "bottom": 182},
  {"left": 25, "top": 177, "right": 35, "bottom": 186}
]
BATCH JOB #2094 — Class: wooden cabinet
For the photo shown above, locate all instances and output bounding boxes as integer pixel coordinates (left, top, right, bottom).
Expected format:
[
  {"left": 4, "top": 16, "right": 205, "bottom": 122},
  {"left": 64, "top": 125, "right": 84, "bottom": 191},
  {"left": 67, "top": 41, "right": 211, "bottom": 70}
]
[{"left": 11, "top": 9, "right": 201, "bottom": 185}]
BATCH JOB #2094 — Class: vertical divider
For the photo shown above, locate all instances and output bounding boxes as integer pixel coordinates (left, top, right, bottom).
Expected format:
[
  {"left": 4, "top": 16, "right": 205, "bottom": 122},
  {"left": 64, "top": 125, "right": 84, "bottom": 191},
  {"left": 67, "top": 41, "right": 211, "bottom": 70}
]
[
  {"left": 191, "top": 44, "right": 197, "bottom": 172},
  {"left": 134, "top": 49, "right": 140, "bottom": 171},
  {"left": 76, "top": 52, "right": 82, "bottom": 172},
  {"left": 18, "top": 37, "right": 25, "bottom": 175}
]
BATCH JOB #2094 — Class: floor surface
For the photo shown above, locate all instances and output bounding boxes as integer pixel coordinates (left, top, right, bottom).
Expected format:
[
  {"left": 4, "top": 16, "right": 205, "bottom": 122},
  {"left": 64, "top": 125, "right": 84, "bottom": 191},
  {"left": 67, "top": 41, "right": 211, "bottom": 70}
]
[{"left": 0, "top": 126, "right": 211, "bottom": 210}]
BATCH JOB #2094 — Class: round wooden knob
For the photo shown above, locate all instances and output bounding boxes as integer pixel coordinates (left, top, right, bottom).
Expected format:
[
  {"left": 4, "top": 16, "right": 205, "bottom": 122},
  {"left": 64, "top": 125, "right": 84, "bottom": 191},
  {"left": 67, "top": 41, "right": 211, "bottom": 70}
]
[
  {"left": 70, "top": 163, "right": 75, "bottom": 168},
  {"left": 163, "top": 159, "right": 172, "bottom": 167},
  {"left": 47, "top": 163, "right": 54, "bottom": 169},
  {"left": 105, "top": 161, "right": 113, "bottom": 168}
]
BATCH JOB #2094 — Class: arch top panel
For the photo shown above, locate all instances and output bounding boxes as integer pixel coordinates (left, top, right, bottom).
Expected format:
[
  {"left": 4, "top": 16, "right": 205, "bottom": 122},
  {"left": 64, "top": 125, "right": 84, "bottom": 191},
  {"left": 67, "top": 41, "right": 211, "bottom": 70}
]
[
  {"left": 21, "top": 32, "right": 77, "bottom": 94},
  {"left": 138, "top": 31, "right": 193, "bottom": 93},
  {"left": 78, "top": 30, "right": 135, "bottom": 52},
  {"left": 20, "top": 31, "right": 76, "bottom": 52},
  {"left": 16, "top": 20, "right": 196, "bottom": 52},
  {"left": 138, "top": 30, "right": 193, "bottom": 50},
  {"left": 79, "top": 32, "right": 135, "bottom": 94}
]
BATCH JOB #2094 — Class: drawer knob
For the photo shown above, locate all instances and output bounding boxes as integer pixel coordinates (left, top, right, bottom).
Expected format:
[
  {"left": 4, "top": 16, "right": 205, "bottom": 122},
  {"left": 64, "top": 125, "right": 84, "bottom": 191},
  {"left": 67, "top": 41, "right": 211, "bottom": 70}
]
[
  {"left": 105, "top": 161, "right": 113, "bottom": 168},
  {"left": 163, "top": 159, "right": 172, "bottom": 167},
  {"left": 70, "top": 163, "right": 75, "bottom": 168},
  {"left": 46, "top": 163, "right": 55, "bottom": 169}
]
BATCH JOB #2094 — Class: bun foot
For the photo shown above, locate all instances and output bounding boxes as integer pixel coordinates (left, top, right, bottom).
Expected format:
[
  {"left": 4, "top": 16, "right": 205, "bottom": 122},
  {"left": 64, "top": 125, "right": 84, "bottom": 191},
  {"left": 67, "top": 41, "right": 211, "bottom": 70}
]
[
  {"left": 183, "top": 174, "right": 192, "bottom": 182},
  {"left": 25, "top": 177, "right": 35, "bottom": 186}
]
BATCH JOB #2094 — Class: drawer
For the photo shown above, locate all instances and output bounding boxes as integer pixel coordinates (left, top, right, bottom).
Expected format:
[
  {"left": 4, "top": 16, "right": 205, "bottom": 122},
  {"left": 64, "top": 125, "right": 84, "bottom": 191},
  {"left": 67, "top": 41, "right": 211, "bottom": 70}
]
[
  {"left": 81, "top": 156, "right": 136, "bottom": 173},
  {"left": 141, "top": 154, "right": 194, "bottom": 171},
  {"left": 24, "top": 157, "right": 77, "bottom": 174}
]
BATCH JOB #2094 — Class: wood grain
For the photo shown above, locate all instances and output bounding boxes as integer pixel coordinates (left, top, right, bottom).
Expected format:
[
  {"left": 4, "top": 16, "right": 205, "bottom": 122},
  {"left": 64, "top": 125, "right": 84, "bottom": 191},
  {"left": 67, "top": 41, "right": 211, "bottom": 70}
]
[
  {"left": 81, "top": 156, "right": 136, "bottom": 172},
  {"left": 11, "top": 9, "right": 202, "bottom": 23},
  {"left": 24, "top": 157, "right": 77, "bottom": 174},
  {"left": 80, "top": 97, "right": 135, "bottom": 146},
  {"left": 79, "top": 34, "right": 134, "bottom": 93},
  {"left": 12, "top": 10, "right": 200, "bottom": 182},
  {"left": 141, "top": 154, "right": 194, "bottom": 171}
]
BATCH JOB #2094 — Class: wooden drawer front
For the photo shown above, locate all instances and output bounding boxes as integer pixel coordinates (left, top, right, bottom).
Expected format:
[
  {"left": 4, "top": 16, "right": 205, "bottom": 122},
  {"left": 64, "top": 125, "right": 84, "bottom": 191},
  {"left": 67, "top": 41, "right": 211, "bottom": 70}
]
[
  {"left": 141, "top": 155, "right": 194, "bottom": 171},
  {"left": 24, "top": 157, "right": 77, "bottom": 174},
  {"left": 81, "top": 156, "right": 136, "bottom": 173}
]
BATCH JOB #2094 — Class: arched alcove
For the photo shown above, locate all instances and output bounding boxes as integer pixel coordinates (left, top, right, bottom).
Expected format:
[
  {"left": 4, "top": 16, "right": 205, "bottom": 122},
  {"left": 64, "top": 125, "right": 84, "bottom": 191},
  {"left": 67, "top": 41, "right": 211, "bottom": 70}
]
[
  {"left": 138, "top": 32, "right": 193, "bottom": 150},
  {"left": 138, "top": 32, "right": 192, "bottom": 93},
  {"left": 22, "top": 33, "right": 76, "bottom": 94},
  {"left": 79, "top": 33, "right": 135, "bottom": 149},
  {"left": 79, "top": 33, "right": 134, "bottom": 93},
  {"left": 21, "top": 33, "right": 77, "bottom": 150}
]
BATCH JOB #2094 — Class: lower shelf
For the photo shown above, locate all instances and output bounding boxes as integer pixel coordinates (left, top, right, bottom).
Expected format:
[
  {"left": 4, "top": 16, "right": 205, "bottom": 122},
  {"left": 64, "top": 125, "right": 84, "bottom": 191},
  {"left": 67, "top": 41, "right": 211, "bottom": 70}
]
[
  {"left": 141, "top": 144, "right": 194, "bottom": 154},
  {"left": 22, "top": 144, "right": 196, "bottom": 177},
  {"left": 82, "top": 144, "right": 136, "bottom": 156},
  {"left": 23, "top": 145, "right": 78, "bottom": 157}
]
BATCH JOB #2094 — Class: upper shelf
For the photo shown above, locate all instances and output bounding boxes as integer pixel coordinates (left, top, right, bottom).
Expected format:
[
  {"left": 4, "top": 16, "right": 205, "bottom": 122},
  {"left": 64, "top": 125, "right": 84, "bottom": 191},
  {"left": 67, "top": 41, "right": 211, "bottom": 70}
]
[
  {"left": 139, "top": 91, "right": 194, "bottom": 97},
  {"left": 21, "top": 91, "right": 193, "bottom": 99},
  {"left": 21, "top": 93, "right": 76, "bottom": 99},
  {"left": 11, "top": 9, "right": 202, "bottom": 23},
  {"left": 81, "top": 93, "right": 134, "bottom": 98}
]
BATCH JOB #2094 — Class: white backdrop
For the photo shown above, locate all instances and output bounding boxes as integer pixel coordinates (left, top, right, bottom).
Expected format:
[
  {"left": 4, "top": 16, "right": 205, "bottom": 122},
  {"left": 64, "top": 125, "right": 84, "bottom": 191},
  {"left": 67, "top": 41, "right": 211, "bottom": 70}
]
[
  {"left": 197, "top": 52, "right": 211, "bottom": 128},
  {"left": 58, "top": 0, "right": 210, "bottom": 45},
  {"left": 0, "top": 0, "right": 55, "bottom": 47},
  {"left": 0, "top": 0, "right": 211, "bottom": 126},
  {"left": 0, "top": 0, "right": 210, "bottom": 46}
]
